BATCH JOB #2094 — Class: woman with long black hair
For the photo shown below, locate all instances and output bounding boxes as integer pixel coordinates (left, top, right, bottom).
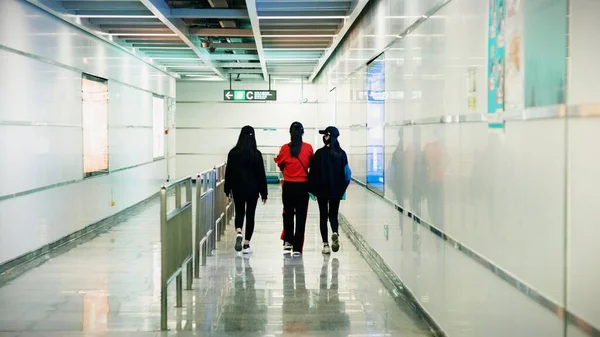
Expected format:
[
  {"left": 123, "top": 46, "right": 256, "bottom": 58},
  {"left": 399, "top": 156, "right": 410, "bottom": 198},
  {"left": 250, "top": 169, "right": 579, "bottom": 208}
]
[
  {"left": 308, "top": 126, "right": 351, "bottom": 254},
  {"left": 224, "top": 125, "right": 268, "bottom": 254},
  {"left": 274, "top": 122, "right": 314, "bottom": 256}
]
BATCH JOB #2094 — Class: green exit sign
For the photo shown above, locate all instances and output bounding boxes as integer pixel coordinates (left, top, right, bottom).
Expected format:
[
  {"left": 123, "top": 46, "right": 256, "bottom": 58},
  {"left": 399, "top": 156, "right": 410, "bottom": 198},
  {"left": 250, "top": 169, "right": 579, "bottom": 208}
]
[
  {"left": 233, "top": 90, "right": 246, "bottom": 100},
  {"left": 223, "top": 90, "right": 277, "bottom": 101}
]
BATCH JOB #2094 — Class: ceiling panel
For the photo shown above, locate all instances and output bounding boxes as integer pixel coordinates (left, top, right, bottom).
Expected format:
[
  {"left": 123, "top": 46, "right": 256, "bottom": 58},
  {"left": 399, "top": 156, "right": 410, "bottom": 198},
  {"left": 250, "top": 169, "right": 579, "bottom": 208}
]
[{"left": 31, "top": 0, "right": 368, "bottom": 81}]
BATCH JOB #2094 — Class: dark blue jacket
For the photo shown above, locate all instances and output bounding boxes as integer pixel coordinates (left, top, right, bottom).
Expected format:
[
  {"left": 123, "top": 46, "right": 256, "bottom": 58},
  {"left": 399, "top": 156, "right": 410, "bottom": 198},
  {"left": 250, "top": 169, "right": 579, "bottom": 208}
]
[{"left": 308, "top": 146, "right": 352, "bottom": 200}]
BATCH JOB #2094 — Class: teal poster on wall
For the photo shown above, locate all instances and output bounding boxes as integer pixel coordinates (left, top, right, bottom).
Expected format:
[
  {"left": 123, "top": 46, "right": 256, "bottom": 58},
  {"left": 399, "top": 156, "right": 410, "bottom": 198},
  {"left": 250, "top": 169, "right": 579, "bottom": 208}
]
[
  {"left": 523, "top": 0, "right": 567, "bottom": 107},
  {"left": 488, "top": 0, "right": 505, "bottom": 129}
]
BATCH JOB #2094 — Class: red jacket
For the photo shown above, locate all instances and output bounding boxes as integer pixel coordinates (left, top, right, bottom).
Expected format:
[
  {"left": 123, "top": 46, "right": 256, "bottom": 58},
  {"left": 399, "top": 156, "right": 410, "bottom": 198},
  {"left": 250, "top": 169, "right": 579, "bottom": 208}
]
[{"left": 274, "top": 143, "right": 314, "bottom": 182}]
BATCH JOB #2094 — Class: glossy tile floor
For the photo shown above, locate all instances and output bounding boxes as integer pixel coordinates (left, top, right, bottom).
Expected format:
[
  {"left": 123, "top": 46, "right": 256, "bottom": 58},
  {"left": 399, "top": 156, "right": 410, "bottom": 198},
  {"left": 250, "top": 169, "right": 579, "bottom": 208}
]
[{"left": 0, "top": 185, "right": 432, "bottom": 337}]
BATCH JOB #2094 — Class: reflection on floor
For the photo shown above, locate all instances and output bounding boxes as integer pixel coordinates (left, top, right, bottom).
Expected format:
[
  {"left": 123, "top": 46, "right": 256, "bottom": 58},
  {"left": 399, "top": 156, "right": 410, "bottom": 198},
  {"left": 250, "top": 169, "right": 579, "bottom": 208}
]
[{"left": 0, "top": 186, "right": 432, "bottom": 337}]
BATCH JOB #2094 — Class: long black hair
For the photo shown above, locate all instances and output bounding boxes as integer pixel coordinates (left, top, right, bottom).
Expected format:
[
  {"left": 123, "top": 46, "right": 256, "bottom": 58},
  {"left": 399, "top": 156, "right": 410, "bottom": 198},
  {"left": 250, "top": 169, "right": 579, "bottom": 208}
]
[
  {"left": 289, "top": 121, "right": 304, "bottom": 158},
  {"left": 232, "top": 125, "right": 258, "bottom": 162}
]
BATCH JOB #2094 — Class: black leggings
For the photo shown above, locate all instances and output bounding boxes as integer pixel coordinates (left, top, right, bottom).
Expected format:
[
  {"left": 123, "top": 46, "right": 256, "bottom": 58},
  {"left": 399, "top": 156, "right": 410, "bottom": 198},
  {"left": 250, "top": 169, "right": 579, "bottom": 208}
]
[
  {"left": 317, "top": 198, "right": 340, "bottom": 243},
  {"left": 233, "top": 196, "right": 258, "bottom": 241},
  {"left": 282, "top": 182, "right": 309, "bottom": 252}
]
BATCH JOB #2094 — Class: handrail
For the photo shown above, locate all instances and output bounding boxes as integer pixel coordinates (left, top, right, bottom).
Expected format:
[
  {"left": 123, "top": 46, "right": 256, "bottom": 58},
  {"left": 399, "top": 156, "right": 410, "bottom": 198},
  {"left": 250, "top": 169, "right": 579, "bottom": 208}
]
[
  {"left": 193, "top": 164, "right": 234, "bottom": 278},
  {"left": 160, "top": 176, "right": 194, "bottom": 331},
  {"left": 160, "top": 165, "right": 234, "bottom": 331}
]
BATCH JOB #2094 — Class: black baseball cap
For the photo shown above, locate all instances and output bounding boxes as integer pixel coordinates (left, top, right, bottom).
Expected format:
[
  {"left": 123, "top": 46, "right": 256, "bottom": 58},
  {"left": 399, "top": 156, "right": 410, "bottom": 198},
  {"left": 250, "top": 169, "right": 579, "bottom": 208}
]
[
  {"left": 241, "top": 125, "right": 255, "bottom": 136},
  {"left": 319, "top": 126, "right": 340, "bottom": 138}
]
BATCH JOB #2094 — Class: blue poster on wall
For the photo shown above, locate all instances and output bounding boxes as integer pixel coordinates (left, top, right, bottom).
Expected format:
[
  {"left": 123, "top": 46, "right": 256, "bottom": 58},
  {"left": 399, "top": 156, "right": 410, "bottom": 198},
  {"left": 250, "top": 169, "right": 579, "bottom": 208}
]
[
  {"left": 366, "top": 57, "right": 385, "bottom": 194},
  {"left": 488, "top": 0, "right": 506, "bottom": 118}
]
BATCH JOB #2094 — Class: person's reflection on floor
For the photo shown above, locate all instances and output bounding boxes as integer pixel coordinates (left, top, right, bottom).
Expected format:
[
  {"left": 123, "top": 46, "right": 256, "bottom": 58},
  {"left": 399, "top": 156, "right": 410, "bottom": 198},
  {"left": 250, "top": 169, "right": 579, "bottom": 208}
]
[
  {"left": 223, "top": 256, "right": 267, "bottom": 332},
  {"left": 316, "top": 256, "right": 350, "bottom": 331},
  {"left": 282, "top": 256, "right": 309, "bottom": 334}
]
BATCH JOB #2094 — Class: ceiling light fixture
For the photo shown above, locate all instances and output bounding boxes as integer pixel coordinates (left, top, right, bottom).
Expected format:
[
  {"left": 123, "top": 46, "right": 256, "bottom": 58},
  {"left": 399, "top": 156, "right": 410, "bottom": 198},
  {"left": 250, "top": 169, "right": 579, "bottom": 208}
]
[
  {"left": 264, "top": 48, "right": 326, "bottom": 51},
  {"left": 265, "top": 58, "right": 321, "bottom": 61},
  {"left": 74, "top": 15, "right": 156, "bottom": 19},
  {"left": 106, "top": 33, "right": 178, "bottom": 37},
  {"left": 262, "top": 35, "right": 337, "bottom": 38},
  {"left": 258, "top": 16, "right": 348, "bottom": 20}
]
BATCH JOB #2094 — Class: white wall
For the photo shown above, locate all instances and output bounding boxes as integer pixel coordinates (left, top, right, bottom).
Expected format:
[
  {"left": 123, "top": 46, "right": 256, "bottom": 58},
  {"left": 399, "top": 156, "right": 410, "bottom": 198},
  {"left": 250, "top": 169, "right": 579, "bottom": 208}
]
[
  {"left": 175, "top": 80, "right": 319, "bottom": 178},
  {"left": 0, "top": 0, "right": 176, "bottom": 265},
  {"left": 314, "top": 0, "right": 599, "bottom": 336}
]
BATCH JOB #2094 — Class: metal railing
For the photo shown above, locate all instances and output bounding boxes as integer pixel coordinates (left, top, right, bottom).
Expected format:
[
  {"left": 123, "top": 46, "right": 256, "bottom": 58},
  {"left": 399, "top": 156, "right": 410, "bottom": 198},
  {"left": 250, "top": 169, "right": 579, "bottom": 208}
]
[
  {"left": 263, "top": 153, "right": 282, "bottom": 183},
  {"left": 160, "top": 163, "right": 235, "bottom": 330},
  {"left": 214, "top": 164, "right": 230, "bottom": 242},
  {"left": 193, "top": 164, "right": 234, "bottom": 276},
  {"left": 263, "top": 153, "right": 279, "bottom": 175},
  {"left": 195, "top": 169, "right": 216, "bottom": 274},
  {"left": 160, "top": 177, "right": 194, "bottom": 331}
]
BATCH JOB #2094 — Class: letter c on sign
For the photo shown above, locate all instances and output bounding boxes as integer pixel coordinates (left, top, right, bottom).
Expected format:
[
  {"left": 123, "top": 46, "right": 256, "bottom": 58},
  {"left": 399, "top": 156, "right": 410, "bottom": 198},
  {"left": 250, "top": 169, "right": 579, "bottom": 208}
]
[{"left": 246, "top": 91, "right": 253, "bottom": 100}]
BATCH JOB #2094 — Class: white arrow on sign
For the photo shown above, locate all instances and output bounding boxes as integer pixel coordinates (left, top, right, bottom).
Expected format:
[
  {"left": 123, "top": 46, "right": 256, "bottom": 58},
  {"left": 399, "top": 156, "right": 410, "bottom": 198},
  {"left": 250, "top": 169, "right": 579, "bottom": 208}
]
[{"left": 225, "top": 91, "right": 233, "bottom": 99}]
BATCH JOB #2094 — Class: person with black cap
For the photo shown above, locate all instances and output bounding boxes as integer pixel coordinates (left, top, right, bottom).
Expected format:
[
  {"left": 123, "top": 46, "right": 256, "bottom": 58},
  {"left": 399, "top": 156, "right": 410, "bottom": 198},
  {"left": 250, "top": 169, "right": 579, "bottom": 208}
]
[
  {"left": 225, "top": 125, "right": 268, "bottom": 254},
  {"left": 274, "top": 121, "right": 314, "bottom": 256},
  {"left": 308, "top": 126, "right": 352, "bottom": 254}
]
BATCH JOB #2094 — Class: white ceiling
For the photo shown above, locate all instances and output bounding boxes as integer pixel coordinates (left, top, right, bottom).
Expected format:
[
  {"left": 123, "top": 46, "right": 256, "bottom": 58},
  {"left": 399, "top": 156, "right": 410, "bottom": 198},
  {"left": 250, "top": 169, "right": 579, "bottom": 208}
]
[{"left": 26, "top": 0, "right": 369, "bottom": 82}]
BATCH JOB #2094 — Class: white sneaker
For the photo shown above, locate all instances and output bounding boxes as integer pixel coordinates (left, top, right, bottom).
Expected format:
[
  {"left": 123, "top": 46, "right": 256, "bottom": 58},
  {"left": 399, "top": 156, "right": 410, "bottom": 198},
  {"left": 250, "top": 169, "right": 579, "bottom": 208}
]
[
  {"left": 322, "top": 243, "right": 331, "bottom": 254},
  {"left": 292, "top": 251, "right": 302, "bottom": 257},
  {"left": 243, "top": 245, "right": 253, "bottom": 254},
  {"left": 283, "top": 241, "right": 292, "bottom": 254}
]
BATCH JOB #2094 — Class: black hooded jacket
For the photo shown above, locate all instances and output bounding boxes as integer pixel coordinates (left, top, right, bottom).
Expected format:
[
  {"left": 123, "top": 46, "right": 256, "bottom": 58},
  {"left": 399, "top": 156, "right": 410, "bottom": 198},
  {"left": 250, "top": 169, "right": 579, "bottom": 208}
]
[
  {"left": 224, "top": 149, "right": 268, "bottom": 201},
  {"left": 308, "top": 146, "right": 351, "bottom": 200}
]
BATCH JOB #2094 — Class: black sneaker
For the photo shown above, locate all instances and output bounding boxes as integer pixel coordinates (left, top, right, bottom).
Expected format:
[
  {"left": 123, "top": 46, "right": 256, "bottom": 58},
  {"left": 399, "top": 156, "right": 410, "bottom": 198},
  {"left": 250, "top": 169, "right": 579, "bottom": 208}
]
[
  {"left": 331, "top": 233, "right": 340, "bottom": 252},
  {"left": 235, "top": 233, "right": 243, "bottom": 252}
]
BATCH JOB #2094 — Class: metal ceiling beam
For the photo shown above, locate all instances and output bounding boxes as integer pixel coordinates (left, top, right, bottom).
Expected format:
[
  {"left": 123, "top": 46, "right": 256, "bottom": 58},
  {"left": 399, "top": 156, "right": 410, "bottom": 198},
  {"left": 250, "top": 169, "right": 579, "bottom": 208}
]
[
  {"left": 257, "top": 2, "right": 351, "bottom": 10},
  {"left": 138, "top": 0, "right": 225, "bottom": 79},
  {"left": 226, "top": 69, "right": 264, "bottom": 74},
  {"left": 258, "top": 11, "right": 348, "bottom": 17},
  {"left": 169, "top": 8, "right": 249, "bottom": 19},
  {"left": 258, "top": 0, "right": 352, "bottom": 2},
  {"left": 189, "top": 28, "right": 254, "bottom": 37},
  {"left": 213, "top": 43, "right": 257, "bottom": 50},
  {"left": 245, "top": 0, "right": 269, "bottom": 82},
  {"left": 219, "top": 62, "right": 262, "bottom": 68},
  {"left": 62, "top": 2, "right": 148, "bottom": 10},
  {"left": 87, "top": 18, "right": 163, "bottom": 24},
  {"left": 309, "top": 0, "right": 370, "bottom": 82},
  {"left": 210, "top": 54, "right": 260, "bottom": 61},
  {"left": 206, "top": 0, "right": 237, "bottom": 28},
  {"left": 260, "top": 29, "right": 338, "bottom": 35},
  {"left": 74, "top": 10, "right": 155, "bottom": 16}
]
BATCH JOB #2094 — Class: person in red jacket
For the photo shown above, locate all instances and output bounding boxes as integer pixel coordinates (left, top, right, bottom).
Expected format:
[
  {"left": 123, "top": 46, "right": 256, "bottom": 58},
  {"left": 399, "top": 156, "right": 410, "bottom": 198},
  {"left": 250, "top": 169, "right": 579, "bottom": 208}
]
[{"left": 274, "top": 122, "right": 314, "bottom": 256}]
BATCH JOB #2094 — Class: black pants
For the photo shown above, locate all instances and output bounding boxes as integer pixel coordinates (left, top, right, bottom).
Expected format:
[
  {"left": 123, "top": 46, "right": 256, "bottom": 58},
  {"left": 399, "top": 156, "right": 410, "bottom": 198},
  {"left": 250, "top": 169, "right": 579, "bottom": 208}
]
[
  {"left": 282, "top": 182, "right": 309, "bottom": 252},
  {"left": 317, "top": 198, "right": 340, "bottom": 243},
  {"left": 233, "top": 196, "right": 258, "bottom": 241}
]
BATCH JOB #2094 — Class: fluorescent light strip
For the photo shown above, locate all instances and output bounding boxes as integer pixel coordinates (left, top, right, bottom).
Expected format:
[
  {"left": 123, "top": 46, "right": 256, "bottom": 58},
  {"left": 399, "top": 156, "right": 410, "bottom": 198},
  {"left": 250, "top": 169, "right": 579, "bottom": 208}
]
[
  {"left": 266, "top": 58, "right": 320, "bottom": 61},
  {"left": 138, "top": 47, "right": 191, "bottom": 50},
  {"left": 258, "top": 16, "right": 348, "bottom": 20},
  {"left": 74, "top": 15, "right": 156, "bottom": 19},
  {"left": 110, "top": 33, "right": 178, "bottom": 37},
  {"left": 263, "top": 35, "right": 336, "bottom": 38},
  {"left": 264, "top": 48, "right": 326, "bottom": 51},
  {"left": 145, "top": 57, "right": 201, "bottom": 60},
  {"left": 165, "top": 65, "right": 209, "bottom": 68},
  {"left": 384, "top": 15, "right": 445, "bottom": 19}
]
